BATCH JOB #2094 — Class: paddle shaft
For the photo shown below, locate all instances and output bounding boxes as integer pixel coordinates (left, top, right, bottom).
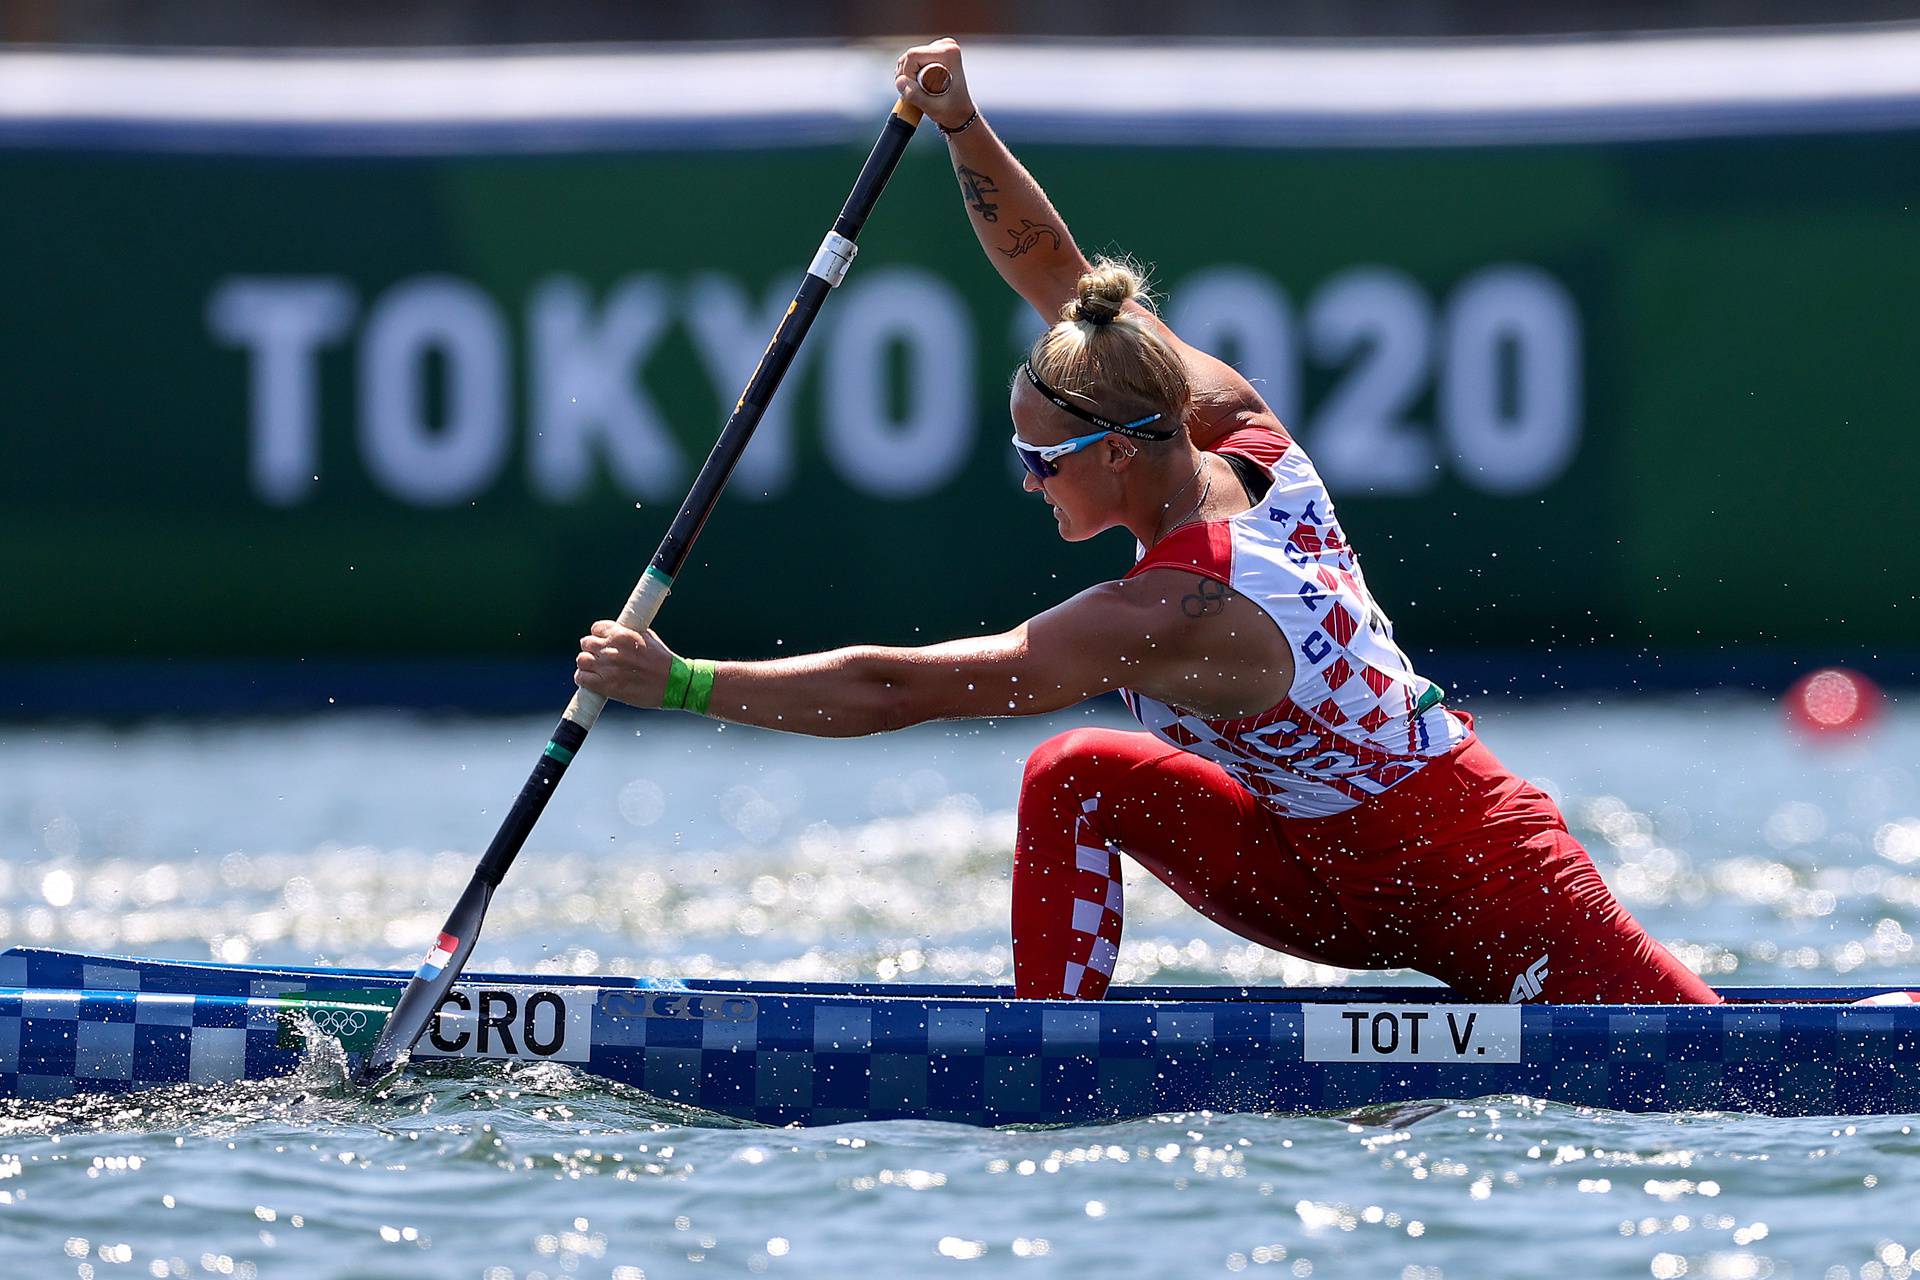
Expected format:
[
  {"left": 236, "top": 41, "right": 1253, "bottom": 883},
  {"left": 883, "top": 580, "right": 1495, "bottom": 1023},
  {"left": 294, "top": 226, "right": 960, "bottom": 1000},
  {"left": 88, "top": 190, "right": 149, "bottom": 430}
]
[{"left": 356, "top": 97, "right": 929, "bottom": 1083}]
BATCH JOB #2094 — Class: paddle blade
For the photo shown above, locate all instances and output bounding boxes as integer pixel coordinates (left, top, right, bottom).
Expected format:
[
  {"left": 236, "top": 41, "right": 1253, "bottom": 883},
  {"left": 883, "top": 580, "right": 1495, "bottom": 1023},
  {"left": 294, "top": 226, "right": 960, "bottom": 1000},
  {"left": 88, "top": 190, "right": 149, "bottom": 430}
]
[{"left": 354, "top": 875, "right": 494, "bottom": 1085}]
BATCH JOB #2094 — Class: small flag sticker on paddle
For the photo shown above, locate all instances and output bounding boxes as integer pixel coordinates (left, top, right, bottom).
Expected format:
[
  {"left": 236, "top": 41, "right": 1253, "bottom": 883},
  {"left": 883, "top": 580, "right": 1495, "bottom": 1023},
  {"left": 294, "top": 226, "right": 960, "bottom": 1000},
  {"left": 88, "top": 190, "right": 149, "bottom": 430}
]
[{"left": 416, "top": 932, "right": 459, "bottom": 981}]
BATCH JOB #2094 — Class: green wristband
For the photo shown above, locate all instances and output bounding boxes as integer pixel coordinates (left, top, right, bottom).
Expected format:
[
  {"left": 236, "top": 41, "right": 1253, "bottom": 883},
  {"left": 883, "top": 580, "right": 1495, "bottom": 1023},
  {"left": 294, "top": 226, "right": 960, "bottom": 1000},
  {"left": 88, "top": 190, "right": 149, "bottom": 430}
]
[
  {"left": 661, "top": 655, "right": 717, "bottom": 715},
  {"left": 686, "top": 659, "right": 717, "bottom": 716},
  {"left": 661, "top": 655, "right": 693, "bottom": 710}
]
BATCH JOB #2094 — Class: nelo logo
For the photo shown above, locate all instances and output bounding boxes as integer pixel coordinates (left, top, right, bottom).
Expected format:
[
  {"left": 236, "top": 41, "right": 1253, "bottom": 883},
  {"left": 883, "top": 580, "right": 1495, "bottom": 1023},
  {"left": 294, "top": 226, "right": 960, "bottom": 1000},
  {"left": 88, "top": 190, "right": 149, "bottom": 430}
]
[{"left": 602, "top": 990, "right": 758, "bottom": 1023}]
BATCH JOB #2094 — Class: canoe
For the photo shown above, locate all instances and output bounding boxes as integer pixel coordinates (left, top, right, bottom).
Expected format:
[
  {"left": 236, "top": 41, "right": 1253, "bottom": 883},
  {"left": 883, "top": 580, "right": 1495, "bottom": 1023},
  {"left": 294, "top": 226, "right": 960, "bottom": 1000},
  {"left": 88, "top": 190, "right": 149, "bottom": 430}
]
[{"left": 3, "top": 947, "right": 1917, "bottom": 1121}]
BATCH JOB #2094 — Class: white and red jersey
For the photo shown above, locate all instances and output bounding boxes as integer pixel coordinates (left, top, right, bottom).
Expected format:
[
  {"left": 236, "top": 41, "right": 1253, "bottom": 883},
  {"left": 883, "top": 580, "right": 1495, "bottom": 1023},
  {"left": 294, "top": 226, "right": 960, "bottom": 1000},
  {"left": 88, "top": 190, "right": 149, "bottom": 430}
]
[{"left": 1119, "top": 425, "right": 1469, "bottom": 819}]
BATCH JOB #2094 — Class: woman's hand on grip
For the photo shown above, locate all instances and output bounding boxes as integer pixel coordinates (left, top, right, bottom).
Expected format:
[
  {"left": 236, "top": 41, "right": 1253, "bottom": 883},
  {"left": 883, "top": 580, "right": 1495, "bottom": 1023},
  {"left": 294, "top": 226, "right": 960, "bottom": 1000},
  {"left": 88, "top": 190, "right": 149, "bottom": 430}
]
[
  {"left": 575, "top": 620, "right": 677, "bottom": 708},
  {"left": 895, "top": 37, "right": 974, "bottom": 131}
]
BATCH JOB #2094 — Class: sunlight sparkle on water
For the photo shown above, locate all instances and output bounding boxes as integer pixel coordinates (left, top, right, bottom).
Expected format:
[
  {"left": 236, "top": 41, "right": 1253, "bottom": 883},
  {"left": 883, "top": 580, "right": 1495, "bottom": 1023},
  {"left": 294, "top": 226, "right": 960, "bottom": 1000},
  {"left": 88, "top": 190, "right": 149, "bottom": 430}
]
[{"left": 0, "top": 701, "right": 1918, "bottom": 1275}]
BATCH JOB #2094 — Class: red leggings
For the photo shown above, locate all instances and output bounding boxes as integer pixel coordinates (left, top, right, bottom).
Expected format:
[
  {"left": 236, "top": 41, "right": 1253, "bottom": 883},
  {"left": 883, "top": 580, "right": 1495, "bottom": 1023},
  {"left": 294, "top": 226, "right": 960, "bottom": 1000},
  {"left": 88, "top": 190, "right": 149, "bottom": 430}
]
[{"left": 1011, "top": 724, "right": 1719, "bottom": 1004}]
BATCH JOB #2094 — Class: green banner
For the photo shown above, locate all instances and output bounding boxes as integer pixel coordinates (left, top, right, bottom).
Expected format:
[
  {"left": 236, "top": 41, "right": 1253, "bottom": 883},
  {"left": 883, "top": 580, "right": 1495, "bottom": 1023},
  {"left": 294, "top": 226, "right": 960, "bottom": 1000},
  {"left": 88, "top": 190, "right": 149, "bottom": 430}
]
[{"left": 2, "top": 132, "right": 1915, "bottom": 670}]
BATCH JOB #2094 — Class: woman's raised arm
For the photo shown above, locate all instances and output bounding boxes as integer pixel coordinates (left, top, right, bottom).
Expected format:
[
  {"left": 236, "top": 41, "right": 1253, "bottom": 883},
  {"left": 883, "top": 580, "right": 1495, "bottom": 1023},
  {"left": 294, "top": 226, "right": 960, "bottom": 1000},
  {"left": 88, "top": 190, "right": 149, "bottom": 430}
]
[
  {"left": 895, "top": 39, "right": 1092, "bottom": 323},
  {"left": 895, "top": 40, "right": 1284, "bottom": 447}
]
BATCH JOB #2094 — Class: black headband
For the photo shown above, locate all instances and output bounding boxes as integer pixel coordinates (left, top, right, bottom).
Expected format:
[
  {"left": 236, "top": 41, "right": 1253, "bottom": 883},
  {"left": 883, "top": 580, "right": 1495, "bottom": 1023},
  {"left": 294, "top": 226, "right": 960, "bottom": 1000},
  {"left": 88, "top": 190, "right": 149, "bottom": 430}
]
[{"left": 1019, "top": 362, "right": 1175, "bottom": 440}]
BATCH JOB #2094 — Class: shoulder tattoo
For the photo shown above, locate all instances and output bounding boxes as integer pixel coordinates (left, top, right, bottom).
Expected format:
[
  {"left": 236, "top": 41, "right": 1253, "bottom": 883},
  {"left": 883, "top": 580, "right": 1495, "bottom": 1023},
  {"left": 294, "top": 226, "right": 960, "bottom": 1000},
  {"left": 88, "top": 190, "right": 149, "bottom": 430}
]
[{"left": 1181, "top": 578, "right": 1229, "bottom": 619}]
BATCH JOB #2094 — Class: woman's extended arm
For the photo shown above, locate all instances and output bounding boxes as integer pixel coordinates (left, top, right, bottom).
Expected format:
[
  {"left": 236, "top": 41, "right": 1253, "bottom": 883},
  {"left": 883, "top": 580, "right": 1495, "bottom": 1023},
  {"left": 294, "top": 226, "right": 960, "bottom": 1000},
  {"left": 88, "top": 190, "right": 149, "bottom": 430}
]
[
  {"left": 573, "top": 572, "right": 1292, "bottom": 736},
  {"left": 577, "top": 588, "right": 1132, "bottom": 737},
  {"left": 669, "top": 629, "right": 1101, "bottom": 738}
]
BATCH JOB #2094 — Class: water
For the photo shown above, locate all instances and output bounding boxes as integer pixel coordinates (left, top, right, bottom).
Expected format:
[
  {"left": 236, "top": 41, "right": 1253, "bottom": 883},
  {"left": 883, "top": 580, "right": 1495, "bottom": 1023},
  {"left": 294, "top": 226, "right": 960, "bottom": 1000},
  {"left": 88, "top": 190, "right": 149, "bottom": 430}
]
[{"left": 2, "top": 696, "right": 1917, "bottom": 1277}]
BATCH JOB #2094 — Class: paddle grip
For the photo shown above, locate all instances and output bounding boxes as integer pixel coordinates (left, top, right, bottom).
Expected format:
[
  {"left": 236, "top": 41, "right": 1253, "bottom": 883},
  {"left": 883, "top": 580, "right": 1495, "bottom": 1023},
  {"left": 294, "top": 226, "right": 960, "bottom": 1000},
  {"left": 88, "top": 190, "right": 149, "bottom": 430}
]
[
  {"left": 563, "top": 565, "right": 675, "bottom": 730},
  {"left": 891, "top": 61, "right": 948, "bottom": 128}
]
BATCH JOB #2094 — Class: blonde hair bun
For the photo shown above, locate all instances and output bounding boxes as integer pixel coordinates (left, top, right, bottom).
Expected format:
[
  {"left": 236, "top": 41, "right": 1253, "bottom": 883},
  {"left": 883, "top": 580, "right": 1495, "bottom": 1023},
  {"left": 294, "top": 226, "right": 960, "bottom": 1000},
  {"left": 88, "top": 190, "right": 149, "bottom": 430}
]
[
  {"left": 1062, "top": 259, "right": 1143, "bottom": 327},
  {"left": 1027, "top": 254, "right": 1188, "bottom": 434}
]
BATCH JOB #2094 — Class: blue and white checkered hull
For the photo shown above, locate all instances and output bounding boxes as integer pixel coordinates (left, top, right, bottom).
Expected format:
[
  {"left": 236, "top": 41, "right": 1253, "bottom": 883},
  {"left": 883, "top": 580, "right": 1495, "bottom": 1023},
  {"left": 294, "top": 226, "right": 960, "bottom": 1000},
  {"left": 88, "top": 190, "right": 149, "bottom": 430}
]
[{"left": 3, "top": 948, "right": 1918, "bottom": 1121}]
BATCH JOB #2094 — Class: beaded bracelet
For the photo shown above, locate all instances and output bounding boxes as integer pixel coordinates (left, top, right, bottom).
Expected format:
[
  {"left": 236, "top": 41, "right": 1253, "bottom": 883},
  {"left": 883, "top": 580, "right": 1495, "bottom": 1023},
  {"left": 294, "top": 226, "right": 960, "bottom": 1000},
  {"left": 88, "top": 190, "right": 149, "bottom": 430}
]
[{"left": 938, "top": 108, "right": 979, "bottom": 138}]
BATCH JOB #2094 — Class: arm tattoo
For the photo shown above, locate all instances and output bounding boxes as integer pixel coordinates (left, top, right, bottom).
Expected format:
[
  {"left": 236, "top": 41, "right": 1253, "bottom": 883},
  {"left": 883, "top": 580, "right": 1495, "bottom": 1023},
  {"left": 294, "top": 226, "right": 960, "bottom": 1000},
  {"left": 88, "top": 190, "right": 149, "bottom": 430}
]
[
  {"left": 1181, "top": 579, "right": 1229, "bottom": 619},
  {"left": 997, "top": 218, "right": 1062, "bottom": 259},
  {"left": 954, "top": 164, "right": 1000, "bottom": 224}
]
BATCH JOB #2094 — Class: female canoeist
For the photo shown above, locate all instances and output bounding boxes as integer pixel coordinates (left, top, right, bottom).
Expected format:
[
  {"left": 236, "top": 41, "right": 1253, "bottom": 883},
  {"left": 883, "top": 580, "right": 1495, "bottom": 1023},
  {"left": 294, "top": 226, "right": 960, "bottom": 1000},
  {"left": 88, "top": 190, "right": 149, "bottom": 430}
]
[{"left": 574, "top": 38, "right": 1718, "bottom": 1008}]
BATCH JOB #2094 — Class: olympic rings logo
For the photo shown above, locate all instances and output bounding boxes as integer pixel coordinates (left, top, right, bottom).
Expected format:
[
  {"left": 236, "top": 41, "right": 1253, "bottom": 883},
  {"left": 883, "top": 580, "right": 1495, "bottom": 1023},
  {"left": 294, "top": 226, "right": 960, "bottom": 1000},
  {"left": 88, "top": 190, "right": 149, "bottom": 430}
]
[{"left": 303, "top": 1007, "right": 370, "bottom": 1038}]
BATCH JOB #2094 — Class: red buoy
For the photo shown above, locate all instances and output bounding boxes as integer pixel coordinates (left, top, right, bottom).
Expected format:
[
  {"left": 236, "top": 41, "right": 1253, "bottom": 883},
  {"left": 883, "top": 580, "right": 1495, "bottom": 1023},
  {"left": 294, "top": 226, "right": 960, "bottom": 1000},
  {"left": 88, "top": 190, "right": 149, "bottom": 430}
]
[{"left": 1784, "top": 666, "right": 1882, "bottom": 737}]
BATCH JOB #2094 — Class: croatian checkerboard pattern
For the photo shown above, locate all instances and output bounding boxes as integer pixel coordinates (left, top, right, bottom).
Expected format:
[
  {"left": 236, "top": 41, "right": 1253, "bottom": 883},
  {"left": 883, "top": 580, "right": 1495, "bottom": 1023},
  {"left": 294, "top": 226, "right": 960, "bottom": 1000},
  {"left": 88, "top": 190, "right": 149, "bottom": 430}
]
[
  {"left": 1062, "top": 797, "right": 1125, "bottom": 999},
  {"left": 4, "top": 949, "right": 1919, "bottom": 1121},
  {"left": 1123, "top": 438, "right": 1467, "bottom": 818}
]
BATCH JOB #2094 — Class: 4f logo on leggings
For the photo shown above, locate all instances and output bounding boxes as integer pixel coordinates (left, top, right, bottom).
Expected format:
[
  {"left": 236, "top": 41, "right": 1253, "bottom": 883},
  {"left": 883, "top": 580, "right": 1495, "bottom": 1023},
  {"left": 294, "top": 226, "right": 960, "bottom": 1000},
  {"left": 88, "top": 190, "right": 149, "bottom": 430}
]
[{"left": 1508, "top": 955, "right": 1550, "bottom": 1002}]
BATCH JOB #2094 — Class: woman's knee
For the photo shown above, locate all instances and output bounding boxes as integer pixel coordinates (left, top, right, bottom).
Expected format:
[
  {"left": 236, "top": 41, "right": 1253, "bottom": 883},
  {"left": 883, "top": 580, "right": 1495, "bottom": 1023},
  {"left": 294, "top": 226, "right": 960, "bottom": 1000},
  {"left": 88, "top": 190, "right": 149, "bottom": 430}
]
[{"left": 1020, "top": 727, "right": 1142, "bottom": 799}]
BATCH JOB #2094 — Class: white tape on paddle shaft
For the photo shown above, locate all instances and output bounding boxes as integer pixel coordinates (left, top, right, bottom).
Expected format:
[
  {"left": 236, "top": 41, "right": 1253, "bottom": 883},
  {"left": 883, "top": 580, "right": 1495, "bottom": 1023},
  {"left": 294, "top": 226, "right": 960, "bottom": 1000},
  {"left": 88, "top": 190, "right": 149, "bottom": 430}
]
[
  {"left": 807, "top": 232, "right": 858, "bottom": 287},
  {"left": 564, "top": 565, "right": 674, "bottom": 730}
]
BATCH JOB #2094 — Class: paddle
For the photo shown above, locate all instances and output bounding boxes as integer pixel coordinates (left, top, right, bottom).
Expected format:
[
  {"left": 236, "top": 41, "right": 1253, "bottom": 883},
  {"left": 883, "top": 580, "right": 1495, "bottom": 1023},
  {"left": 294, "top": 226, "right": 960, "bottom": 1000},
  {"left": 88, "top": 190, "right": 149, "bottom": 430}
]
[{"left": 354, "top": 75, "right": 943, "bottom": 1086}]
